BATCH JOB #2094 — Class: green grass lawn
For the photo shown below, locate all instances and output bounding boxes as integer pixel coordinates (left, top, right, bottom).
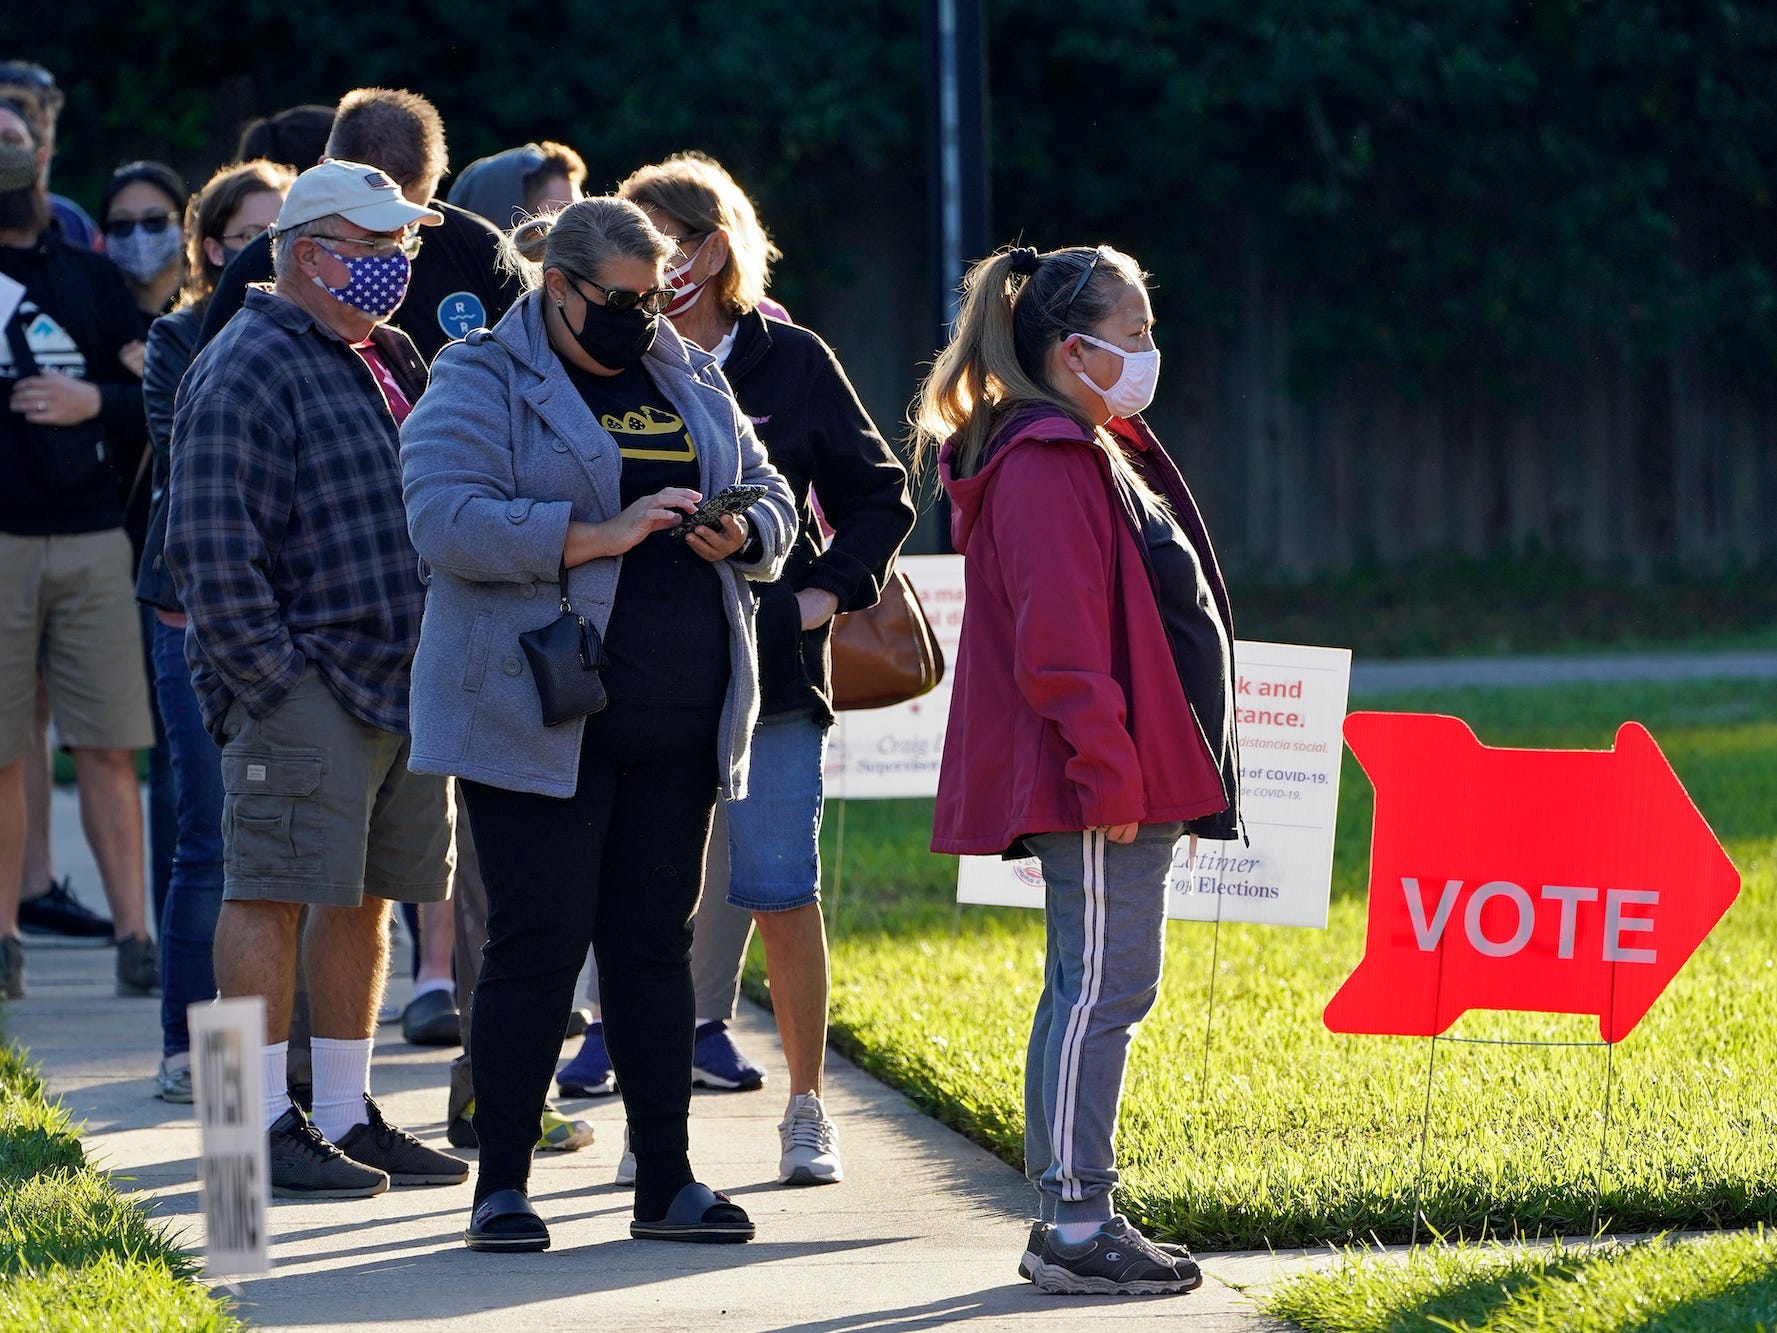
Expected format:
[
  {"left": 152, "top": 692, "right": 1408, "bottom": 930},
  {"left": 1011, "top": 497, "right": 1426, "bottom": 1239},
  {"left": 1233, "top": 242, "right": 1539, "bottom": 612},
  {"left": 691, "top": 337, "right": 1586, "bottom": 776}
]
[
  {"left": 752, "top": 680, "right": 1777, "bottom": 1252},
  {"left": 0, "top": 1043, "right": 241, "bottom": 1332},
  {"left": 1262, "top": 1229, "right": 1777, "bottom": 1332}
]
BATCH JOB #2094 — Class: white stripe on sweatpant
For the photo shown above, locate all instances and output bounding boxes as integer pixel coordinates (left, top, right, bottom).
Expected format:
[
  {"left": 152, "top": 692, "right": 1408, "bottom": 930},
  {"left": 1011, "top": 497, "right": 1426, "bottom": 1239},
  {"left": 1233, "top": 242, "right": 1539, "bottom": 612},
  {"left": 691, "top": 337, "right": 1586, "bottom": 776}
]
[{"left": 1053, "top": 828, "right": 1108, "bottom": 1202}]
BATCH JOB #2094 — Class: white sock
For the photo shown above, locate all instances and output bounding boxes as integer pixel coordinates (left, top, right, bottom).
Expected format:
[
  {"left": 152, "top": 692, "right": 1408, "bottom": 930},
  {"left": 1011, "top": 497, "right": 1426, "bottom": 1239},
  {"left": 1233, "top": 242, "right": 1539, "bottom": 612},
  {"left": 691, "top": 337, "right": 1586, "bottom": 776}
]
[
  {"left": 308, "top": 1037, "right": 374, "bottom": 1141},
  {"left": 262, "top": 1040, "right": 290, "bottom": 1132},
  {"left": 408, "top": 976, "right": 455, "bottom": 1002},
  {"left": 1052, "top": 1220, "right": 1102, "bottom": 1246}
]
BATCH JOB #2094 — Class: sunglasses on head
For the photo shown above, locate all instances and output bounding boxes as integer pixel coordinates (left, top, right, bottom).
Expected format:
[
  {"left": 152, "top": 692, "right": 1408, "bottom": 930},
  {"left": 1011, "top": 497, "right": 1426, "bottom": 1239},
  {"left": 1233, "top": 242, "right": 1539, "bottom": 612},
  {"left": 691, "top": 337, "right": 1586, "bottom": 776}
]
[
  {"left": 1061, "top": 245, "right": 1108, "bottom": 318},
  {"left": 560, "top": 266, "right": 673, "bottom": 315},
  {"left": 104, "top": 214, "right": 176, "bottom": 240}
]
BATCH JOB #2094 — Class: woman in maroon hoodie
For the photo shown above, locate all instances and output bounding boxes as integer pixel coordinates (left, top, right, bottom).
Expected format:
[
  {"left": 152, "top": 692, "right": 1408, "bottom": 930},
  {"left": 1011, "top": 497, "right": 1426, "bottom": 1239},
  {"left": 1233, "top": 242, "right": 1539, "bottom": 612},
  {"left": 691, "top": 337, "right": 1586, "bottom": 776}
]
[{"left": 912, "top": 244, "right": 1238, "bottom": 1296}]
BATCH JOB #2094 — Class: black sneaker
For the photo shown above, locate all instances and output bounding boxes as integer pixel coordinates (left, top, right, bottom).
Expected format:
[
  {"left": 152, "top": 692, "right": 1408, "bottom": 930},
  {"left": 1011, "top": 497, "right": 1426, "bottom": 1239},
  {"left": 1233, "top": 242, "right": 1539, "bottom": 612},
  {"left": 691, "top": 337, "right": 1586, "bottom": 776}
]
[
  {"left": 1018, "top": 1219, "right": 1199, "bottom": 1281},
  {"left": 268, "top": 1102, "right": 389, "bottom": 1199},
  {"left": 1028, "top": 1215, "right": 1203, "bottom": 1296},
  {"left": 19, "top": 878, "right": 112, "bottom": 940},
  {"left": 335, "top": 1095, "right": 470, "bottom": 1185}
]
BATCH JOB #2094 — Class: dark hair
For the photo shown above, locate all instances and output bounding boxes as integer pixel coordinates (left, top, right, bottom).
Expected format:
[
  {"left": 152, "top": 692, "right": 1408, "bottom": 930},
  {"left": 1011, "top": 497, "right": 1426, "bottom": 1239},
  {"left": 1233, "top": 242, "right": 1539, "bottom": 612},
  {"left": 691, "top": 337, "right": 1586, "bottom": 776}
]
[
  {"left": 100, "top": 160, "right": 187, "bottom": 221},
  {"left": 176, "top": 158, "right": 295, "bottom": 314},
  {"left": 236, "top": 104, "right": 334, "bottom": 169},
  {"left": 326, "top": 87, "right": 448, "bottom": 192}
]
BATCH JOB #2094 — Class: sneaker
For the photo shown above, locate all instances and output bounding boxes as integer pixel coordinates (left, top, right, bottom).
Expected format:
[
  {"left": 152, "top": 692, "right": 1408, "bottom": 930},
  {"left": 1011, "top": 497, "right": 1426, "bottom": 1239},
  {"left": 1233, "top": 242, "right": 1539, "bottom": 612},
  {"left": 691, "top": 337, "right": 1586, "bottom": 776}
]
[
  {"left": 565, "top": 1006, "right": 593, "bottom": 1039},
  {"left": 334, "top": 1095, "right": 470, "bottom": 1185},
  {"left": 1027, "top": 1215, "right": 1202, "bottom": 1296},
  {"left": 115, "top": 933, "right": 159, "bottom": 997},
  {"left": 614, "top": 1124, "right": 635, "bottom": 1187},
  {"left": 557, "top": 1023, "right": 617, "bottom": 1097},
  {"left": 777, "top": 1092, "right": 843, "bottom": 1186},
  {"left": 692, "top": 1020, "right": 766, "bottom": 1091},
  {"left": 268, "top": 1101, "right": 389, "bottom": 1199},
  {"left": 18, "top": 877, "right": 112, "bottom": 940},
  {"left": 0, "top": 935, "right": 22, "bottom": 1000},
  {"left": 1018, "top": 1220, "right": 1198, "bottom": 1281},
  {"left": 537, "top": 1106, "right": 596, "bottom": 1153},
  {"left": 401, "top": 988, "right": 461, "bottom": 1046},
  {"left": 155, "top": 1057, "right": 193, "bottom": 1104}
]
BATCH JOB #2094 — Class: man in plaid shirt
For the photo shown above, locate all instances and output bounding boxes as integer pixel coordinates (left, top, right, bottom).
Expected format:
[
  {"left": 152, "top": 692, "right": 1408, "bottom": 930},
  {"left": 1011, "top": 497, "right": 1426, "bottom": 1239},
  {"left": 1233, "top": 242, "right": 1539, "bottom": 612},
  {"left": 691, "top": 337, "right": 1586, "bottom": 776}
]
[{"left": 165, "top": 161, "right": 466, "bottom": 1200}]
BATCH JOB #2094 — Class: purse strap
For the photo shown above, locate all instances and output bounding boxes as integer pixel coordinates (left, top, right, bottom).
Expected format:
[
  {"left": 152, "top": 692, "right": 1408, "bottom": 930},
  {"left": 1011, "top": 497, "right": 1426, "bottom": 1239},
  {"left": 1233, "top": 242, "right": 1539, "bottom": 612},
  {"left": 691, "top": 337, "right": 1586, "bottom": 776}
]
[{"left": 557, "top": 559, "right": 571, "bottom": 614}]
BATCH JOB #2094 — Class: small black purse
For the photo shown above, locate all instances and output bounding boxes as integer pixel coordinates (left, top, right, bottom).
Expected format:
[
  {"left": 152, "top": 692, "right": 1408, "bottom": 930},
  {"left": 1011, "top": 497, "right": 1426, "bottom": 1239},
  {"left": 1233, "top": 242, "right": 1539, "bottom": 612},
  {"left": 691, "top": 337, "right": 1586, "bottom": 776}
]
[{"left": 517, "top": 563, "right": 609, "bottom": 726}]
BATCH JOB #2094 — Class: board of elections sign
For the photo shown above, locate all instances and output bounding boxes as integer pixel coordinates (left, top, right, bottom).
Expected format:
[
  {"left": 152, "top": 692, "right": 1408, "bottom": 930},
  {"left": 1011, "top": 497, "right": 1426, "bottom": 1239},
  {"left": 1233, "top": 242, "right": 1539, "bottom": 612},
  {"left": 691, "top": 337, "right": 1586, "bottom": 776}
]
[{"left": 824, "top": 555, "right": 1348, "bottom": 929}]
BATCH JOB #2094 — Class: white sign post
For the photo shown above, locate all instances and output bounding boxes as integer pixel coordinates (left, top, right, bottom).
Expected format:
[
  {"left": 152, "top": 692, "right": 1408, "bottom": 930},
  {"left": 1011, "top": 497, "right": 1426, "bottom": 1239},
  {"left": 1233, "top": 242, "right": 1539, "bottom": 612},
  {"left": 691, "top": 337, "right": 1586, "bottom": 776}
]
[{"left": 189, "top": 998, "right": 270, "bottom": 1277}]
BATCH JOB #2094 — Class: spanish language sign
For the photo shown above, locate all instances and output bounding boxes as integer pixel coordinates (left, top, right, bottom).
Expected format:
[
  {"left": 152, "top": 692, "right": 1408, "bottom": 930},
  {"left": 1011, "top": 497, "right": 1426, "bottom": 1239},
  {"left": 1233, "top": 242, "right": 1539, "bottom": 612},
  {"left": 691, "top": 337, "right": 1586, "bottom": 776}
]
[
  {"left": 1324, "top": 713, "right": 1740, "bottom": 1042},
  {"left": 956, "top": 641, "right": 1352, "bottom": 928},
  {"left": 191, "top": 997, "right": 270, "bottom": 1276}
]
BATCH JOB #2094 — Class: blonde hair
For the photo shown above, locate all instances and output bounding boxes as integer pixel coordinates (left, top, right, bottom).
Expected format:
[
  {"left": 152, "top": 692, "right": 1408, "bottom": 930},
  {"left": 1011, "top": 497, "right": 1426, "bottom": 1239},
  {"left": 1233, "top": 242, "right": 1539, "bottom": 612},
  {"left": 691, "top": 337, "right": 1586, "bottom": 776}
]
[
  {"left": 617, "top": 152, "right": 781, "bottom": 316},
  {"left": 504, "top": 195, "right": 672, "bottom": 290},
  {"left": 176, "top": 159, "right": 295, "bottom": 314},
  {"left": 911, "top": 244, "right": 1149, "bottom": 484}
]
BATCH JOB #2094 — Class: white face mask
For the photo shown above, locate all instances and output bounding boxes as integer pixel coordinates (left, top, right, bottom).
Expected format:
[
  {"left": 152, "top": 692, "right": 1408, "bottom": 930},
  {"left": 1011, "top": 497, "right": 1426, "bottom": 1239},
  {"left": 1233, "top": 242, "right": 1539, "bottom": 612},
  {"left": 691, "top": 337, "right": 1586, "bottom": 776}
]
[{"left": 1072, "top": 333, "right": 1160, "bottom": 417}]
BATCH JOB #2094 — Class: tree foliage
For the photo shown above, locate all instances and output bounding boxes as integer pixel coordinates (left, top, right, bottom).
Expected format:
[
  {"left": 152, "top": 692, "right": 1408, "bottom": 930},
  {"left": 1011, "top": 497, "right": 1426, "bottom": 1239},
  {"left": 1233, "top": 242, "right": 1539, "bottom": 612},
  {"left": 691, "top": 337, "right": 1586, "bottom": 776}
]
[{"left": 22, "top": 0, "right": 1777, "bottom": 388}]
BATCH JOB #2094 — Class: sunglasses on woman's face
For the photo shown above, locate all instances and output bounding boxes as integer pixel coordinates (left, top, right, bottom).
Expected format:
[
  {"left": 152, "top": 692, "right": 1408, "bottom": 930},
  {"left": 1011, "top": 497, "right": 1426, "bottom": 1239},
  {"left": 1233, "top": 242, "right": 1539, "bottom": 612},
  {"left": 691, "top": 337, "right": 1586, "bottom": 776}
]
[
  {"left": 560, "top": 266, "right": 673, "bottom": 315},
  {"left": 104, "top": 213, "right": 177, "bottom": 240}
]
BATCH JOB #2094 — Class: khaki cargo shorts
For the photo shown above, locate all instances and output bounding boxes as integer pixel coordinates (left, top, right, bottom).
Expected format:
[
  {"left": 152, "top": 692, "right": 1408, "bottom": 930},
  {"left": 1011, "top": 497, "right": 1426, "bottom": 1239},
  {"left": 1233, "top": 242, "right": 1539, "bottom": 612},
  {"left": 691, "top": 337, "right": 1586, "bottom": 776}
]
[
  {"left": 219, "top": 668, "right": 453, "bottom": 906},
  {"left": 0, "top": 529, "right": 153, "bottom": 766}
]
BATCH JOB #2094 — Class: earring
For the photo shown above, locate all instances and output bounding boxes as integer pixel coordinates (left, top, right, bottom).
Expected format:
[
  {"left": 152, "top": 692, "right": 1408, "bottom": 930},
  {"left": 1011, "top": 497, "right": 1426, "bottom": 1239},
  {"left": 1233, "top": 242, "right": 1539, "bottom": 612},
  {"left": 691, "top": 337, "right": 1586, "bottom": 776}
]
[{"left": 556, "top": 300, "right": 564, "bottom": 308}]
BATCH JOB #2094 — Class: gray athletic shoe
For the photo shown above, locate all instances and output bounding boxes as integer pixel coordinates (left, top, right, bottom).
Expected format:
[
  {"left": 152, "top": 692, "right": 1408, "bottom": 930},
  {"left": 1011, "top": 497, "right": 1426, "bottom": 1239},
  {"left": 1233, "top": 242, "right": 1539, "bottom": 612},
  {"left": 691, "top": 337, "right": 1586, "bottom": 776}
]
[
  {"left": 1018, "top": 1219, "right": 1198, "bottom": 1281},
  {"left": 268, "top": 1102, "right": 388, "bottom": 1199},
  {"left": 335, "top": 1095, "right": 469, "bottom": 1185},
  {"left": 0, "top": 935, "right": 22, "bottom": 1000},
  {"left": 154, "top": 1057, "right": 193, "bottom": 1105},
  {"left": 777, "top": 1092, "right": 843, "bottom": 1185},
  {"left": 1027, "top": 1215, "right": 1203, "bottom": 1296}
]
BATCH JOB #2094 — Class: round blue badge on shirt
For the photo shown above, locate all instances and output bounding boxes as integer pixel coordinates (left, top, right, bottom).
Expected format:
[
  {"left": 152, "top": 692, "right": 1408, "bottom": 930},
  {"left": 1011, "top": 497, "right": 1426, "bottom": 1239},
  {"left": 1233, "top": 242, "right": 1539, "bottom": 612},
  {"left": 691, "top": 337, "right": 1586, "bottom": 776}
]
[{"left": 437, "top": 292, "right": 487, "bottom": 340}]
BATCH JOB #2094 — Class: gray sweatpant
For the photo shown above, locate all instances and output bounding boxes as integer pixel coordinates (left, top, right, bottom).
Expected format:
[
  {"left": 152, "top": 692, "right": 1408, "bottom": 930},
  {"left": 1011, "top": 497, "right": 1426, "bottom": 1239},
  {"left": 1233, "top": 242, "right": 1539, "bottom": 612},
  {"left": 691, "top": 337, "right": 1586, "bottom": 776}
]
[{"left": 1022, "top": 822, "right": 1182, "bottom": 1224}]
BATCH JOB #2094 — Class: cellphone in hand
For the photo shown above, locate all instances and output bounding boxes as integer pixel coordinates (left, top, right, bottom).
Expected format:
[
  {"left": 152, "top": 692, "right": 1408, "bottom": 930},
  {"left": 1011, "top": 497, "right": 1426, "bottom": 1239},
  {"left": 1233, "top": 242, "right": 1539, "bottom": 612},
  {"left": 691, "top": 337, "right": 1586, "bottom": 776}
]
[{"left": 669, "top": 483, "right": 768, "bottom": 538}]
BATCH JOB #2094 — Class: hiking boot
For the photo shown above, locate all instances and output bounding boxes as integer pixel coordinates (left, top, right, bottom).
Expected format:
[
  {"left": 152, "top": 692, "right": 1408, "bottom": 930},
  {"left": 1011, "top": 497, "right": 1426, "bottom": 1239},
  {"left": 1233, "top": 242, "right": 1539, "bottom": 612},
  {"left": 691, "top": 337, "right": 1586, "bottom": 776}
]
[
  {"left": 268, "top": 1102, "right": 389, "bottom": 1199},
  {"left": 334, "top": 1095, "right": 469, "bottom": 1185},
  {"left": 155, "top": 1057, "right": 193, "bottom": 1105},
  {"left": 18, "top": 877, "right": 112, "bottom": 940},
  {"left": 1027, "top": 1215, "right": 1202, "bottom": 1295},
  {"left": 115, "top": 933, "right": 159, "bottom": 997},
  {"left": 692, "top": 1019, "right": 766, "bottom": 1091},
  {"left": 557, "top": 1023, "right": 616, "bottom": 1097},
  {"left": 777, "top": 1092, "right": 842, "bottom": 1186},
  {"left": 0, "top": 935, "right": 22, "bottom": 1000},
  {"left": 1018, "top": 1219, "right": 1198, "bottom": 1281}
]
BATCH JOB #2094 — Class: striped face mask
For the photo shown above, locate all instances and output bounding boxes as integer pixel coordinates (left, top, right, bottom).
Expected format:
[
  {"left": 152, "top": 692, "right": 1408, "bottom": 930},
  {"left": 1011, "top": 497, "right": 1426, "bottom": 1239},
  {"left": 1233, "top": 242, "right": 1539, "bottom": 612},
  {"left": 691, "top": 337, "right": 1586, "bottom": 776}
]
[{"left": 663, "top": 234, "right": 712, "bottom": 318}]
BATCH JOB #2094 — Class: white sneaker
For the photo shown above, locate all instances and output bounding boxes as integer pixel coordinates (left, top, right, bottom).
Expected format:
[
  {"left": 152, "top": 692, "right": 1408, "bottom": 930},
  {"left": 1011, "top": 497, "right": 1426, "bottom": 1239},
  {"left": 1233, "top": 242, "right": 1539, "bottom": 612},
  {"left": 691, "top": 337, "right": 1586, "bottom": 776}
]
[
  {"left": 777, "top": 1092, "right": 842, "bottom": 1186},
  {"left": 615, "top": 1124, "right": 635, "bottom": 1186}
]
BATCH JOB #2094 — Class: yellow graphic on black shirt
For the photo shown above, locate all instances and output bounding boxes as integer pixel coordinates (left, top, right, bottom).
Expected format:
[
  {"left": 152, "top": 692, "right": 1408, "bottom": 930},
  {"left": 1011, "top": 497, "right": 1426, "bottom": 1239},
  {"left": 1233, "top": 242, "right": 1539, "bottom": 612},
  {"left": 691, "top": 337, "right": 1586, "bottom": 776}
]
[{"left": 603, "top": 404, "right": 696, "bottom": 461}]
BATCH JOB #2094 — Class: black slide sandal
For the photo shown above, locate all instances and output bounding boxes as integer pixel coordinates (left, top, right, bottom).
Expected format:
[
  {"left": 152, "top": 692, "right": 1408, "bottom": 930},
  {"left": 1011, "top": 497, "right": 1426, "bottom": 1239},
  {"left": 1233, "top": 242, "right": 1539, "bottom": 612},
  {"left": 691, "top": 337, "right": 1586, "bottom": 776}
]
[
  {"left": 629, "top": 1182, "right": 755, "bottom": 1244},
  {"left": 464, "top": 1189, "right": 551, "bottom": 1252}
]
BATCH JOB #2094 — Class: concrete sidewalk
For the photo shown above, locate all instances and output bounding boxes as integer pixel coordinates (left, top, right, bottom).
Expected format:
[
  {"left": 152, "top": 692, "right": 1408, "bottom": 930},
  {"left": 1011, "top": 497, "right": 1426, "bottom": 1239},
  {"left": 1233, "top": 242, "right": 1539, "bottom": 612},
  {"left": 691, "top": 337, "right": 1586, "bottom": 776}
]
[{"left": 7, "top": 791, "right": 1316, "bottom": 1331}]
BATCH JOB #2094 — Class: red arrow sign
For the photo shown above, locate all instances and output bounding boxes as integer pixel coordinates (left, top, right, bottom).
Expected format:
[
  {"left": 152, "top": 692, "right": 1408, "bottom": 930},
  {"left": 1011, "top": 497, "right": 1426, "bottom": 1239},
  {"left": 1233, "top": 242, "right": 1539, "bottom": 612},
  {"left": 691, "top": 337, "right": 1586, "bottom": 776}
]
[{"left": 1325, "top": 713, "right": 1740, "bottom": 1042}]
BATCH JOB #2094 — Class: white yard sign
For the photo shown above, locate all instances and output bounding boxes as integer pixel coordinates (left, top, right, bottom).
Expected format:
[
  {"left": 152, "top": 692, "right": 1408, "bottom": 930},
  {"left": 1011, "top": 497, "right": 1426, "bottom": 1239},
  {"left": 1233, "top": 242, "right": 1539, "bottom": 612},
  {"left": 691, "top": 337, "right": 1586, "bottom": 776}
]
[
  {"left": 819, "top": 554, "right": 1348, "bottom": 928},
  {"left": 190, "top": 998, "right": 270, "bottom": 1276},
  {"left": 957, "top": 641, "right": 1351, "bottom": 928}
]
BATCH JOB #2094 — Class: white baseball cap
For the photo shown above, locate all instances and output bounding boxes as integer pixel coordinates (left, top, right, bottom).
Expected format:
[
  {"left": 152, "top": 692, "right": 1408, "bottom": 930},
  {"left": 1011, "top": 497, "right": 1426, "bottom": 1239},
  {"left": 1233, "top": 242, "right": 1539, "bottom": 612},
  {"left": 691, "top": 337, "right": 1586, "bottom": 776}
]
[{"left": 272, "top": 159, "right": 443, "bottom": 235}]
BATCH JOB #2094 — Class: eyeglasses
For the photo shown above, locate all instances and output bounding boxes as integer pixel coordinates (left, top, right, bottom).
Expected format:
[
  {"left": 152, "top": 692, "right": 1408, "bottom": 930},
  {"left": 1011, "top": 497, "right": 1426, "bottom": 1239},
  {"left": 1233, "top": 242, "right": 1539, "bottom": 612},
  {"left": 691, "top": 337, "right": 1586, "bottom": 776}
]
[
  {"left": 560, "top": 266, "right": 673, "bottom": 315},
  {"left": 104, "top": 213, "right": 177, "bottom": 240},
  {"left": 662, "top": 231, "right": 706, "bottom": 258},
  {"left": 1061, "top": 245, "right": 1106, "bottom": 319},
  {"left": 310, "top": 231, "right": 423, "bottom": 260},
  {"left": 218, "top": 223, "right": 271, "bottom": 246}
]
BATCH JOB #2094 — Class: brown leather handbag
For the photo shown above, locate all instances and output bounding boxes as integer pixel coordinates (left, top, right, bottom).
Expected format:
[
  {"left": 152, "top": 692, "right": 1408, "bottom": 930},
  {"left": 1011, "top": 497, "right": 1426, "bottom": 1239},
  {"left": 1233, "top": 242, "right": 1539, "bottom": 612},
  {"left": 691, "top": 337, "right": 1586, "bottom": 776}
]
[{"left": 829, "top": 570, "right": 946, "bottom": 710}]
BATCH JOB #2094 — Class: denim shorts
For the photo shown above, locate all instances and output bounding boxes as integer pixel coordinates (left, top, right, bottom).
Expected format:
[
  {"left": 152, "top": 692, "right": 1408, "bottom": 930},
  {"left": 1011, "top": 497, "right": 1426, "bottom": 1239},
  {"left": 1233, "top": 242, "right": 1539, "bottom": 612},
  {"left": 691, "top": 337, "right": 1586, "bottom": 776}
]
[{"left": 726, "top": 709, "right": 827, "bottom": 913}]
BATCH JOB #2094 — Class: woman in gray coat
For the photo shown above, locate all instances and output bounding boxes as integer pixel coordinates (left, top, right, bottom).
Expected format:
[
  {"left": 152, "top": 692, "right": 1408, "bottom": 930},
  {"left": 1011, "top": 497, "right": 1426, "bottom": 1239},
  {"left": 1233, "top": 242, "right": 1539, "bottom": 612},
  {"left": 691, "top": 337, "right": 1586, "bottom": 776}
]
[{"left": 401, "top": 196, "right": 793, "bottom": 1253}]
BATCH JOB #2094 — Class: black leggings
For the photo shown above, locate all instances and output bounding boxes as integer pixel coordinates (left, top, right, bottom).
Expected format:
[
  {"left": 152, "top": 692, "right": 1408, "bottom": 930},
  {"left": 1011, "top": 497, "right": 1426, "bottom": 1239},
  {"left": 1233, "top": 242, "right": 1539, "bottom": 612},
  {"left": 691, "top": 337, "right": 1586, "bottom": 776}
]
[{"left": 461, "top": 702, "right": 722, "bottom": 1205}]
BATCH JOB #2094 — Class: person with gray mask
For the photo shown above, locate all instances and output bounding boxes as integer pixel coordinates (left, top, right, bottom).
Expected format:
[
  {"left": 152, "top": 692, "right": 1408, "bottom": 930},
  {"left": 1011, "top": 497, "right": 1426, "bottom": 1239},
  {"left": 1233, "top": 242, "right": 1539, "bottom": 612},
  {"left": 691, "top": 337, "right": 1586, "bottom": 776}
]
[
  {"left": 0, "top": 94, "right": 157, "bottom": 1003},
  {"left": 99, "top": 162, "right": 188, "bottom": 323}
]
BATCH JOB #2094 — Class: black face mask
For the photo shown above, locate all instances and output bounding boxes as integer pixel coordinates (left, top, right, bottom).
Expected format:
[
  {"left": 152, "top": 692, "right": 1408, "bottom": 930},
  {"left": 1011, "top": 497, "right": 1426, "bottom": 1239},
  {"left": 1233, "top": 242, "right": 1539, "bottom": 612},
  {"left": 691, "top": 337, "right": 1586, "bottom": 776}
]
[{"left": 565, "top": 289, "right": 658, "bottom": 370}]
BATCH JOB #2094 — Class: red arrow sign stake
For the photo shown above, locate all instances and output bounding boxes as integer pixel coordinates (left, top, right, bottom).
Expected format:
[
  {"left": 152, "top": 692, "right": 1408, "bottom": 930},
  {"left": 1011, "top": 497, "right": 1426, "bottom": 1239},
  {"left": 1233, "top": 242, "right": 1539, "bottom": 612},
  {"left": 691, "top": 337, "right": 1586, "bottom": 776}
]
[{"left": 1325, "top": 713, "right": 1740, "bottom": 1042}]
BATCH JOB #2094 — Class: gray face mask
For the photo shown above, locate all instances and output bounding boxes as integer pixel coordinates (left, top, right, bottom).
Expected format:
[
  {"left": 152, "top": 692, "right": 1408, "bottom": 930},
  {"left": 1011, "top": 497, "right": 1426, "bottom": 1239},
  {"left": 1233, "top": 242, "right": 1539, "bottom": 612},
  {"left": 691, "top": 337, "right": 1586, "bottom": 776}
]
[
  {"left": 0, "top": 141, "right": 37, "bottom": 192},
  {"left": 106, "top": 224, "right": 183, "bottom": 283}
]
